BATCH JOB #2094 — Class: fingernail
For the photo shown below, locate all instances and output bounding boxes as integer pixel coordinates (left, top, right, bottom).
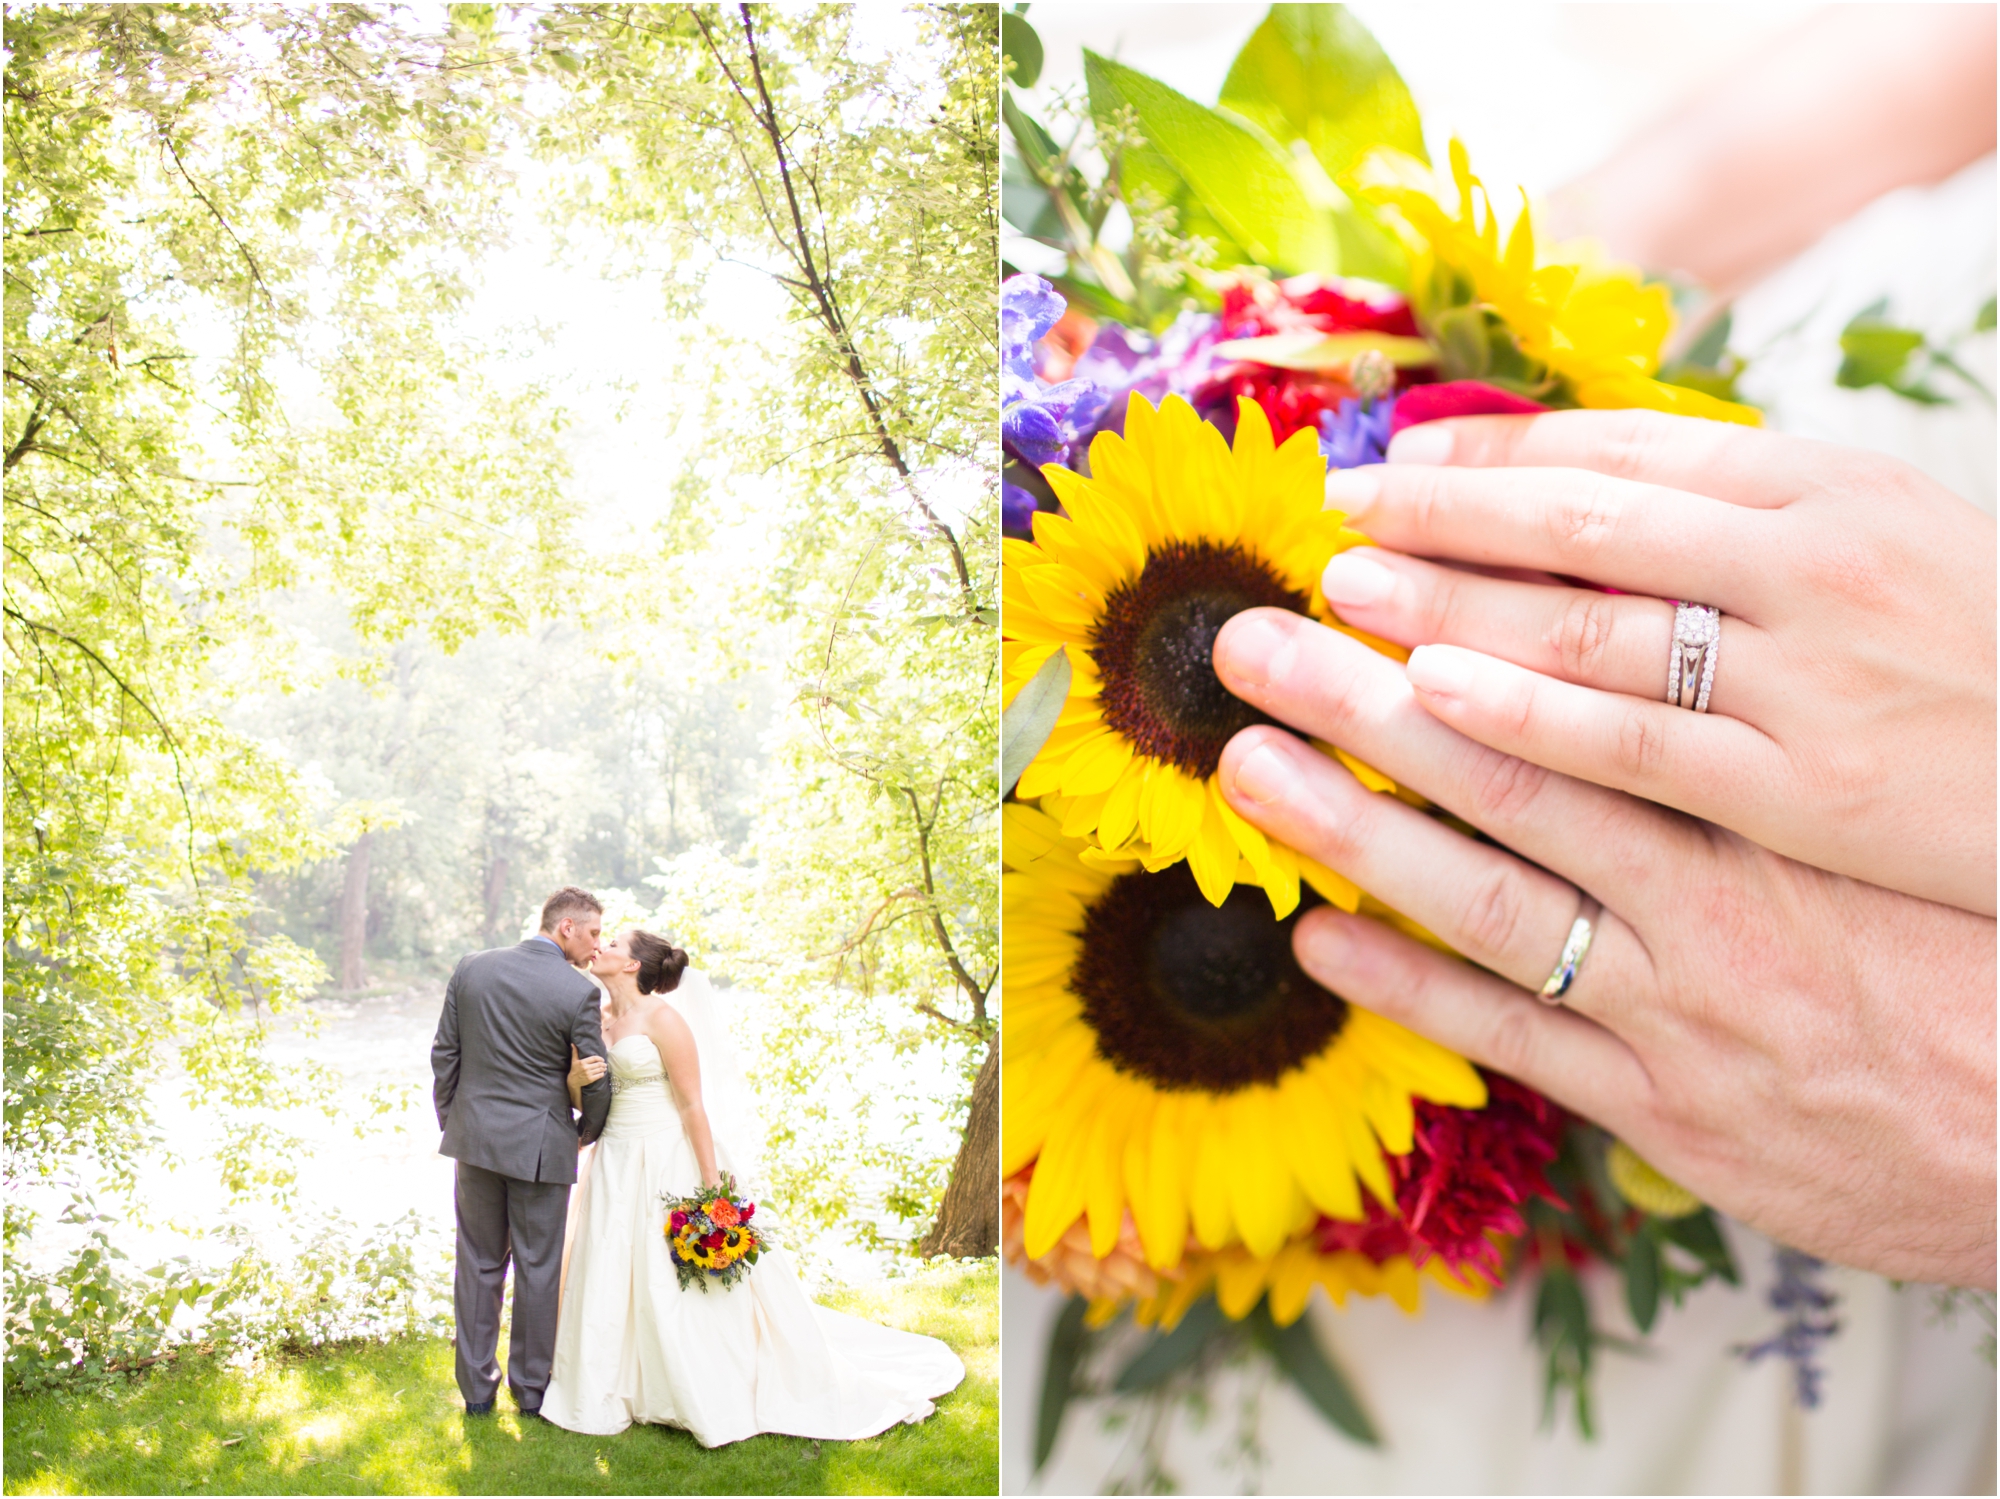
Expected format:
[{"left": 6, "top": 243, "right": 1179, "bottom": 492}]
[
  {"left": 1295, "top": 909, "right": 1354, "bottom": 972},
  {"left": 1406, "top": 644, "right": 1476, "bottom": 697},
  {"left": 1230, "top": 740, "right": 1296, "bottom": 807},
  {"left": 1213, "top": 610, "right": 1297, "bottom": 690},
  {"left": 1320, "top": 549, "right": 1394, "bottom": 608},
  {"left": 1323, "top": 466, "right": 1381, "bottom": 512},
  {"left": 1387, "top": 424, "right": 1453, "bottom": 465}
]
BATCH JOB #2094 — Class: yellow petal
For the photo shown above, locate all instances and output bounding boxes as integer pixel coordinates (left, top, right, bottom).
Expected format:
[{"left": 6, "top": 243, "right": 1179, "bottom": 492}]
[
  {"left": 1137, "top": 1094, "right": 1192, "bottom": 1269},
  {"left": 1226, "top": 1089, "right": 1298, "bottom": 1259},
  {"left": 1184, "top": 794, "right": 1241, "bottom": 907}
]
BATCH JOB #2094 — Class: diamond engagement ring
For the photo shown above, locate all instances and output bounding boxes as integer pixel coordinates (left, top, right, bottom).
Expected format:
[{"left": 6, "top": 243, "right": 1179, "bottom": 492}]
[
  {"left": 1537, "top": 896, "right": 1601, "bottom": 1005},
  {"left": 1666, "top": 601, "right": 1720, "bottom": 712}
]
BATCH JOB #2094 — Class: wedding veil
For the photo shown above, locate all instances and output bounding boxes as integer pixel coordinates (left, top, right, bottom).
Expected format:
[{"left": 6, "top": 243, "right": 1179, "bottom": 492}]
[{"left": 664, "top": 970, "right": 769, "bottom": 1197}]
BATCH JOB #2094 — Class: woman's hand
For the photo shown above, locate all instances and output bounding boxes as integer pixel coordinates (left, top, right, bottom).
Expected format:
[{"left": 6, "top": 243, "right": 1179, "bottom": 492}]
[
  {"left": 1212, "top": 606, "right": 1996, "bottom": 1288},
  {"left": 568, "top": 1046, "right": 606, "bottom": 1094},
  {"left": 1318, "top": 409, "right": 1996, "bottom": 915}
]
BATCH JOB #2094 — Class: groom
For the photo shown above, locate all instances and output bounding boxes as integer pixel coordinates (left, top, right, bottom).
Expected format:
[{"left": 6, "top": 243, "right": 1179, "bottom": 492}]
[{"left": 431, "top": 885, "right": 612, "bottom": 1418}]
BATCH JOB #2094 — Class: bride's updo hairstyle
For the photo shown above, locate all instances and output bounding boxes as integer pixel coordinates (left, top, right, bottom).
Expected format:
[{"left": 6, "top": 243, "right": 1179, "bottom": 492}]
[{"left": 626, "top": 928, "right": 690, "bottom": 995}]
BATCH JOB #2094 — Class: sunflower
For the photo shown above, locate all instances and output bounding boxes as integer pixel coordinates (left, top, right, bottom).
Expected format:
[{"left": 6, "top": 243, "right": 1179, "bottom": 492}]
[
  {"left": 1138, "top": 1234, "right": 1494, "bottom": 1330},
  {"left": 1002, "top": 803, "right": 1485, "bottom": 1270},
  {"left": 1362, "top": 140, "right": 1761, "bottom": 426},
  {"left": 1004, "top": 391, "right": 1403, "bottom": 917}
]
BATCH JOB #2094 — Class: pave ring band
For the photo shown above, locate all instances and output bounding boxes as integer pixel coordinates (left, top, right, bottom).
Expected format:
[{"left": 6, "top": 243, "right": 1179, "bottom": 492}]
[
  {"left": 1667, "top": 601, "right": 1720, "bottom": 712},
  {"left": 1537, "top": 896, "right": 1602, "bottom": 1005}
]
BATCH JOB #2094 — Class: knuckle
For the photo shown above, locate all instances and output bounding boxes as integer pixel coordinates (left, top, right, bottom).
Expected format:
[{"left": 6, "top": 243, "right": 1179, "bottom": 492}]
[
  {"left": 1480, "top": 998, "right": 1542, "bottom": 1079},
  {"left": 1613, "top": 702, "right": 1667, "bottom": 780},
  {"left": 1546, "top": 478, "right": 1624, "bottom": 566},
  {"left": 1458, "top": 863, "right": 1527, "bottom": 963},
  {"left": 1589, "top": 409, "right": 1677, "bottom": 479},
  {"left": 1550, "top": 592, "right": 1618, "bottom": 681},
  {"left": 1462, "top": 745, "right": 1552, "bottom": 828},
  {"left": 1424, "top": 565, "right": 1471, "bottom": 642}
]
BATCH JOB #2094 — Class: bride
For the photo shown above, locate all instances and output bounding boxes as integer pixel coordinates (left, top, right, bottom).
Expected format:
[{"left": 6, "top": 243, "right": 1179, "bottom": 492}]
[{"left": 539, "top": 928, "right": 964, "bottom": 1445}]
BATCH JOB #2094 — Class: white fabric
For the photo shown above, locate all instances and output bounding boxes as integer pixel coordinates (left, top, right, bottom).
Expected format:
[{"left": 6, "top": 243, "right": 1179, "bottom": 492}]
[
  {"left": 541, "top": 1027, "right": 963, "bottom": 1446},
  {"left": 1005, "top": 1244, "right": 1997, "bottom": 1495}
]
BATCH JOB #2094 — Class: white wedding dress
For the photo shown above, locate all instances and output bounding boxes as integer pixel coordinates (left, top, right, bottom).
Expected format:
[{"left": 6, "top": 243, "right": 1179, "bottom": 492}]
[{"left": 540, "top": 976, "right": 964, "bottom": 1446}]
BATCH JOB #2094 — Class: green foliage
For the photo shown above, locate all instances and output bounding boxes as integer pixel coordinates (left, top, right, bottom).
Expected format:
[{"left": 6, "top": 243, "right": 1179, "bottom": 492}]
[
  {"left": 1, "top": 1260, "right": 996, "bottom": 1495},
  {"left": 1037, "top": 1290, "right": 1374, "bottom": 1475},
  {"left": 1085, "top": 50, "right": 1334, "bottom": 278},
  {"left": 1219, "top": 5, "right": 1427, "bottom": 180},
  {"left": 1216, "top": 3, "right": 1419, "bottom": 283},
  {"left": 5, "top": 1203, "right": 448, "bottom": 1395},
  {"left": 1001, "top": 8, "right": 1042, "bottom": 88},
  {"left": 1000, "top": 645, "right": 1068, "bottom": 796},
  {"left": 1836, "top": 296, "right": 1994, "bottom": 405},
  {"left": 1002, "top": 3, "right": 1419, "bottom": 335},
  {"left": 4, "top": 3, "right": 579, "bottom": 1250},
  {"left": 525, "top": 5, "right": 999, "bottom": 1255}
]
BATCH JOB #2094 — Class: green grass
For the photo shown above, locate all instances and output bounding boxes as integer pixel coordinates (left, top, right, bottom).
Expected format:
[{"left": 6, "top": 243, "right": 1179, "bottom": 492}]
[{"left": 3, "top": 1261, "right": 997, "bottom": 1496}]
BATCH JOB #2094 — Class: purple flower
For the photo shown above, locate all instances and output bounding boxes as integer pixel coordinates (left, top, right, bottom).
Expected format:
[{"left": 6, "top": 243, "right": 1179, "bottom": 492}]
[
  {"left": 1070, "top": 311, "right": 1229, "bottom": 438},
  {"left": 1735, "top": 1248, "right": 1840, "bottom": 1408},
  {"left": 1001, "top": 273, "right": 1107, "bottom": 470},
  {"left": 1002, "top": 482, "right": 1041, "bottom": 533},
  {"left": 1318, "top": 396, "right": 1397, "bottom": 471}
]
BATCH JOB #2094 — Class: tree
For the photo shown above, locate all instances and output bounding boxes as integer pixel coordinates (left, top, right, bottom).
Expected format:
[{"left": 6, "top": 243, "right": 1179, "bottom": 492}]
[
  {"left": 529, "top": 2, "right": 1001, "bottom": 1253},
  {"left": 3, "top": 3, "right": 579, "bottom": 1230}
]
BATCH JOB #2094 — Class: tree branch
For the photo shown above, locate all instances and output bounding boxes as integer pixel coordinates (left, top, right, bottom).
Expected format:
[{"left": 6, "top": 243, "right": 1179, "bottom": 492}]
[{"left": 692, "top": 4, "right": 977, "bottom": 614}]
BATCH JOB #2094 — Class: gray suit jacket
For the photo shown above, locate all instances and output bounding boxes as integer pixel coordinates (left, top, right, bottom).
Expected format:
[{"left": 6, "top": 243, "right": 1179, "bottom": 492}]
[{"left": 431, "top": 937, "right": 611, "bottom": 1184}]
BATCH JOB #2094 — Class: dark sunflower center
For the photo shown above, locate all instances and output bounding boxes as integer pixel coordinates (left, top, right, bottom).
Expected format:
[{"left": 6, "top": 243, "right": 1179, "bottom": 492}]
[
  {"left": 1070, "top": 863, "right": 1347, "bottom": 1092},
  {"left": 1091, "top": 540, "right": 1309, "bottom": 780}
]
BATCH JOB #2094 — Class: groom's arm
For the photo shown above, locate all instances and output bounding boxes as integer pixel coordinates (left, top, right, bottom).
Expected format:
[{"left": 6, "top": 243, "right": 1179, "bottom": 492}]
[
  {"left": 571, "top": 987, "right": 611, "bottom": 1145},
  {"left": 431, "top": 960, "right": 464, "bottom": 1130}
]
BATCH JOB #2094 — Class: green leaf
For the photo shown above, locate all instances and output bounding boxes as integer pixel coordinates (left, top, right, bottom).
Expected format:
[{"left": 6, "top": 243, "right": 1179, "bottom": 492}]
[
  {"left": 1681, "top": 307, "right": 1734, "bottom": 371},
  {"left": 1085, "top": 50, "right": 1336, "bottom": 275},
  {"left": 1532, "top": 1262, "right": 1596, "bottom": 1438},
  {"left": 1001, "top": 11, "right": 1043, "bottom": 89},
  {"left": 1625, "top": 1223, "right": 1661, "bottom": 1333},
  {"left": 1000, "top": 646, "right": 1070, "bottom": 797},
  {"left": 1660, "top": 1208, "right": 1739, "bottom": 1284},
  {"left": 1035, "top": 1295, "right": 1090, "bottom": 1470},
  {"left": 1114, "top": 1294, "right": 1226, "bottom": 1392},
  {"left": 1975, "top": 295, "right": 1996, "bottom": 334},
  {"left": 1249, "top": 1299, "right": 1381, "bottom": 1446},
  {"left": 1218, "top": 4, "right": 1428, "bottom": 181},
  {"left": 1837, "top": 320, "right": 1924, "bottom": 390}
]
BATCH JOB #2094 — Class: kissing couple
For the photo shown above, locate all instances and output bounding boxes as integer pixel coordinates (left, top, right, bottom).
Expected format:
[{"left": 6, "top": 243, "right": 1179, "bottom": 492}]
[{"left": 429, "top": 886, "right": 963, "bottom": 1446}]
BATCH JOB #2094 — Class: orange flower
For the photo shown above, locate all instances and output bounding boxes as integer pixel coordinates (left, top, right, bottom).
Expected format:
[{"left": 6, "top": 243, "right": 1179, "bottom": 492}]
[{"left": 710, "top": 1197, "right": 741, "bottom": 1230}]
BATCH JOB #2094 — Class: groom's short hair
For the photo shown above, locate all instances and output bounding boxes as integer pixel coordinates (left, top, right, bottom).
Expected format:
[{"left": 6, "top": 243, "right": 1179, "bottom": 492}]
[{"left": 539, "top": 886, "right": 603, "bottom": 933}]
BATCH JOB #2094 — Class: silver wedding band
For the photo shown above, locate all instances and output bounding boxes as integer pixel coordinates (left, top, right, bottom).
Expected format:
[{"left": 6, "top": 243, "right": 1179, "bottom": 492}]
[
  {"left": 1537, "top": 896, "right": 1601, "bottom": 1005},
  {"left": 1667, "top": 601, "right": 1720, "bottom": 712}
]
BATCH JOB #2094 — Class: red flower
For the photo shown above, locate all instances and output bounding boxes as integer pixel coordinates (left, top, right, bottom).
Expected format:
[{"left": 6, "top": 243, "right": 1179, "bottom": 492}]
[
  {"left": 740, "top": 1202, "right": 755, "bottom": 1221},
  {"left": 1389, "top": 379, "right": 1549, "bottom": 435},
  {"left": 1192, "top": 273, "right": 1428, "bottom": 446},
  {"left": 703, "top": 1231, "right": 725, "bottom": 1250},
  {"left": 1315, "top": 1073, "right": 1569, "bottom": 1283}
]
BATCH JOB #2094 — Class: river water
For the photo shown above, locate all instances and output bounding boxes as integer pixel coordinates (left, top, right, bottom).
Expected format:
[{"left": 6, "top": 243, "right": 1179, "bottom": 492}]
[{"left": 18, "top": 981, "right": 922, "bottom": 1291}]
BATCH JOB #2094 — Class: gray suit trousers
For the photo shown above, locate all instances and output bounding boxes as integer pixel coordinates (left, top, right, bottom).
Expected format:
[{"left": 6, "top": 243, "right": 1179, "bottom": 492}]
[{"left": 453, "top": 1161, "right": 569, "bottom": 1410}]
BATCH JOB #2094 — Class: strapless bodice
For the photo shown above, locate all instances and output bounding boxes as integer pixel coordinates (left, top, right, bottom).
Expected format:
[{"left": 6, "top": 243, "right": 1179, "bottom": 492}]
[{"left": 602, "top": 1033, "right": 681, "bottom": 1139}]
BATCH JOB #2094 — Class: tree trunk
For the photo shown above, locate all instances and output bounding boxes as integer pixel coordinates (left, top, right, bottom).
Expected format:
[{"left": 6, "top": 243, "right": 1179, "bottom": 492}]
[
  {"left": 338, "top": 830, "right": 372, "bottom": 991},
  {"left": 920, "top": 1038, "right": 998, "bottom": 1258}
]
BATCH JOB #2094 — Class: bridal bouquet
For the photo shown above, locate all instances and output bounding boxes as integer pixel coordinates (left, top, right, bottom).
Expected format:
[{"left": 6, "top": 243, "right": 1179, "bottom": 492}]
[
  {"left": 1000, "top": 4, "right": 1808, "bottom": 1470},
  {"left": 664, "top": 1176, "right": 763, "bottom": 1292}
]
